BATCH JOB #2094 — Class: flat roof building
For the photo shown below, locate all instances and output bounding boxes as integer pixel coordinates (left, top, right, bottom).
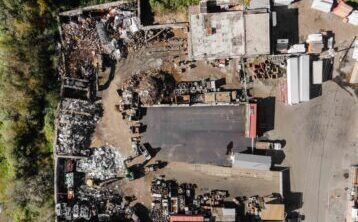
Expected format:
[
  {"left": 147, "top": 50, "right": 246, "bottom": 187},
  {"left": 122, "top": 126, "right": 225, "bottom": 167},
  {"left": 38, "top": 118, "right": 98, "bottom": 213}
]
[{"left": 188, "top": 3, "right": 271, "bottom": 60}]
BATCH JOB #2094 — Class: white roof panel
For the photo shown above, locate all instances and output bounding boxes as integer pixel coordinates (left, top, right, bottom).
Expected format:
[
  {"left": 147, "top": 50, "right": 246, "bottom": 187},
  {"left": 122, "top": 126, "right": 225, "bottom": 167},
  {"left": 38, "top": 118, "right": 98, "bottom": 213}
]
[
  {"left": 313, "top": 60, "right": 323, "bottom": 84},
  {"left": 299, "top": 55, "right": 310, "bottom": 102},
  {"left": 287, "top": 57, "right": 299, "bottom": 105}
]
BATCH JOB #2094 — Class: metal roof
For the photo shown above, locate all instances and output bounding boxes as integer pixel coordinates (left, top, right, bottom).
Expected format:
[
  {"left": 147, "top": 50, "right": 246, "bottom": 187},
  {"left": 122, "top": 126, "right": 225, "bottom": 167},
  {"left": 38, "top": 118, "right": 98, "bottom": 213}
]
[
  {"left": 311, "top": 0, "right": 333, "bottom": 13},
  {"left": 232, "top": 153, "right": 271, "bottom": 170}
]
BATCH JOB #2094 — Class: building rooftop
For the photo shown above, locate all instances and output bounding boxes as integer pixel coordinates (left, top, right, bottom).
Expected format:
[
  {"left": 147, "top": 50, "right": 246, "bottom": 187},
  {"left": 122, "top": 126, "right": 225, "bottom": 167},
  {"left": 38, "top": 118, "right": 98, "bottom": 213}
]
[
  {"left": 245, "top": 13, "right": 271, "bottom": 55},
  {"left": 188, "top": 11, "right": 245, "bottom": 60},
  {"left": 188, "top": 9, "right": 271, "bottom": 60}
]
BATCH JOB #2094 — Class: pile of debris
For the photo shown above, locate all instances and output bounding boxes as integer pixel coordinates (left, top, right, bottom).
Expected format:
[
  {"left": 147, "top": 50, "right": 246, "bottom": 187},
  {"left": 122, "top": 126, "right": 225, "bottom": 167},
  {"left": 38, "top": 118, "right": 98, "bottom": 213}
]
[
  {"left": 150, "top": 176, "right": 200, "bottom": 221},
  {"left": 121, "top": 70, "right": 176, "bottom": 105},
  {"left": 174, "top": 80, "right": 210, "bottom": 96},
  {"left": 198, "top": 190, "right": 229, "bottom": 208},
  {"left": 104, "top": 7, "right": 145, "bottom": 53},
  {"left": 61, "top": 19, "right": 101, "bottom": 78},
  {"left": 57, "top": 186, "right": 139, "bottom": 221},
  {"left": 56, "top": 99, "right": 102, "bottom": 155},
  {"left": 59, "top": 2, "right": 144, "bottom": 78},
  {"left": 77, "top": 146, "right": 125, "bottom": 180}
]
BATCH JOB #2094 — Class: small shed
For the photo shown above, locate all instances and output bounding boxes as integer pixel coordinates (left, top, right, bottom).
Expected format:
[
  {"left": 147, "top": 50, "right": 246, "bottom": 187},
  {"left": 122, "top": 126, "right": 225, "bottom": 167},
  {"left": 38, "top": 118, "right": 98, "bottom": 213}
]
[
  {"left": 311, "top": 0, "right": 333, "bottom": 13},
  {"left": 232, "top": 153, "right": 271, "bottom": 170},
  {"left": 332, "top": 1, "right": 353, "bottom": 18}
]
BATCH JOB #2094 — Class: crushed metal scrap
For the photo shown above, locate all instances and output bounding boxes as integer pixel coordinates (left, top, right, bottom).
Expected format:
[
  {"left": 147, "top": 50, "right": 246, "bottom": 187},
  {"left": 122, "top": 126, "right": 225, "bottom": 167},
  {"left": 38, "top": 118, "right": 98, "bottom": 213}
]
[
  {"left": 56, "top": 98, "right": 102, "bottom": 156},
  {"left": 76, "top": 145, "right": 125, "bottom": 180}
]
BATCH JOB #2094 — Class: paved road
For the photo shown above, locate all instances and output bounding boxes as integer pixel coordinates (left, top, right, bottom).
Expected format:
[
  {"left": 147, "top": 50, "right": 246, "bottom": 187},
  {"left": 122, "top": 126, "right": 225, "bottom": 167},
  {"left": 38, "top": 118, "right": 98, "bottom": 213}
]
[{"left": 141, "top": 106, "right": 251, "bottom": 166}]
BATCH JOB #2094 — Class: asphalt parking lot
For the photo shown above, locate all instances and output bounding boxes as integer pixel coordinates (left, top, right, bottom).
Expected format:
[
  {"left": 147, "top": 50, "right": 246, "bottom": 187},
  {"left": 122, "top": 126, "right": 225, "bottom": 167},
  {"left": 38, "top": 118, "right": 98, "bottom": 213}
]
[{"left": 141, "top": 106, "right": 251, "bottom": 166}]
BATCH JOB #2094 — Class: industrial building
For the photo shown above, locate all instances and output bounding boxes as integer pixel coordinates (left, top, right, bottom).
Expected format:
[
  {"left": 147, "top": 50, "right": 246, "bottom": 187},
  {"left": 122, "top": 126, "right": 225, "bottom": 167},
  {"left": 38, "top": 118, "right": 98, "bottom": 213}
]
[{"left": 188, "top": 0, "right": 271, "bottom": 60}]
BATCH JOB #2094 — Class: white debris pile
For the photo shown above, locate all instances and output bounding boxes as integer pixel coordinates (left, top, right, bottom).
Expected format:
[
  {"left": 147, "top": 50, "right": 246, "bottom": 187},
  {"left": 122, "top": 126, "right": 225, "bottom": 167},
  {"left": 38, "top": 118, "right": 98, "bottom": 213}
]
[
  {"left": 76, "top": 146, "right": 125, "bottom": 180},
  {"left": 61, "top": 98, "right": 101, "bottom": 114},
  {"left": 56, "top": 99, "right": 102, "bottom": 155}
]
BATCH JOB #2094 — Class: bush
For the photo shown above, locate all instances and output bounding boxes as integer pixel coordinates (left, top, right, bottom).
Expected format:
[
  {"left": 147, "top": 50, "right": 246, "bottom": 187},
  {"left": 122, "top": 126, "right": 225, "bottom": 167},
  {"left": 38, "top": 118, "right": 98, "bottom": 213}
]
[{"left": 149, "top": 0, "right": 199, "bottom": 12}]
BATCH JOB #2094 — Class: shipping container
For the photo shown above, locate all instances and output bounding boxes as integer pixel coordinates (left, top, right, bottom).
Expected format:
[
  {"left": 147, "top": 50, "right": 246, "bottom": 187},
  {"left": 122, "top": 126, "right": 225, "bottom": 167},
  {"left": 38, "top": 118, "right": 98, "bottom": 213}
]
[
  {"left": 299, "top": 55, "right": 310, "bottom": 102},
  {"left": 287, "top": 57, "right": 299, "bottom": 105}
]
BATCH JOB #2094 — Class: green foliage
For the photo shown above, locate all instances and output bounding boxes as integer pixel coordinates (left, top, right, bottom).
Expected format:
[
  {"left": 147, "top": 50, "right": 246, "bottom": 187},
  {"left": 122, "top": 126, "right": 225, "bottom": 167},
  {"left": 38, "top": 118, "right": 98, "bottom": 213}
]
[
  {"left": 149, "top": 0, "right": 199, "bottom": 12},
  {"left": 0, "top": 0, "right": 117, "bottom": 221}
]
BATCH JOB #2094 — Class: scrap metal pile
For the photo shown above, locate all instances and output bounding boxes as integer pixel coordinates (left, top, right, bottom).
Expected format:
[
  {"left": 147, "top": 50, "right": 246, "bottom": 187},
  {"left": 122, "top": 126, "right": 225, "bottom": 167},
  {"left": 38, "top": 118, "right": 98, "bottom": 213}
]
[
  {"left": 243, "top": 195, "right": 266, "bottom": 219},
  {"left": 56, "top": 98, "right": 102, "bottom": 155},
  {"left": 61, "top": 18, "right": 101, "bottom": 78},
  {"left": 151, "top": 176, "right": 198, "bottom": 222},
  {"left": 76, "top": 145, "right": 125, "bottom": 180},
  {"left": 150, "top": 177, "right": 232, "bottom": 222},
  {"left": 57, "top": 186, "right": 139, "bottom": 221},
  {"left": 59, "top": 2, "right": 142, "bottom": 78},
  {"left": 121, "top": 70, "right": 176, "bottom": 105}
]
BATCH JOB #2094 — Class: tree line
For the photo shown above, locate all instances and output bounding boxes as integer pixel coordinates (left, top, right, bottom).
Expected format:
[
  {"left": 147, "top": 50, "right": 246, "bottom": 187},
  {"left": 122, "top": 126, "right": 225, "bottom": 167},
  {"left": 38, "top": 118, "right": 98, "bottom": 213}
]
[{"left": 0, "top": 0, "right": 116, "bottom": 221}]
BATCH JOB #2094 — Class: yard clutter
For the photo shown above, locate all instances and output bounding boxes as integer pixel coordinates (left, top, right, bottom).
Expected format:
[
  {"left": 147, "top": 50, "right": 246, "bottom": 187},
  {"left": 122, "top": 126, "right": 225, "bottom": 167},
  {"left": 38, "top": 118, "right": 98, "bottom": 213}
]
[
  {"left": 121, "top": 70, "right": 176, "bottom": 105},
  {"left": 76, "top": 145, "right": 125, "bottom": 180},
  {"left": 56, "top": 99, "right": 102, "bottom": 155}
]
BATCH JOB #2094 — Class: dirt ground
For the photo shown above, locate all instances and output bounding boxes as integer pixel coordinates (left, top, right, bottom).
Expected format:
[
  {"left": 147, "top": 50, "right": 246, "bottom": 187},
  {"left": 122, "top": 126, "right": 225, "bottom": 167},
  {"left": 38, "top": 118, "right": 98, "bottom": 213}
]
[{"left": 267, "top": 81, "right": 358, "bottom": 222}]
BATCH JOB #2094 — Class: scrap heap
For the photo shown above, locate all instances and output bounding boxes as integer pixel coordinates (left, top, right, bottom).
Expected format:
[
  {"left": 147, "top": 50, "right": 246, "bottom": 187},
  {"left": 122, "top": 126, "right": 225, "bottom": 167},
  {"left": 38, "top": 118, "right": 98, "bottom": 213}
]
[
  {"left": 57, "top": 186, "right": 139, "bottom": 221},
  {"left": 121, "top": 70, "right": 176, "bottom": 105},
  {"left": 174, "top": 79, "right": 240, "bottom": 104},
  {"left": 61, "top": 19, "right": 101, "bottom": 78},
  {"left": 76, "top": 145, "right": 125, "bottom": 180},
  {"left": 121, "top": 75, "right": 241, "bottom": 106},
  {"left": 244, "top": 195, "right": 265, "bottom": 219},
  {"left": 56, "top": 99, "right": 102, "bottom": 155},
  {"left": 56, "top": 147, "right": 138, "bottom": 221},
  {"left": 151, "top": 177, "right": 198, "bottom": 222},
  {"left": 59, "top": 1, "right": 142, "bottom": 78},
  {"left": 150, "top": 177, "right": 238, "bottom": 222}
]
